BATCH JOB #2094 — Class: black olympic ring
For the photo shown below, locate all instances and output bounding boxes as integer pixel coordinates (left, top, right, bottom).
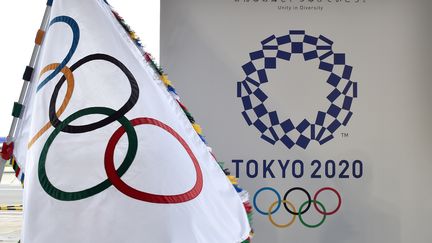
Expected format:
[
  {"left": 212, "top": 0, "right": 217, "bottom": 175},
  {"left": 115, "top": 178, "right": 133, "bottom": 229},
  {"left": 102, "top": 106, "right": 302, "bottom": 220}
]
[
  {"left": 49, "top": 53, "right": 139, "bottom": 133},
  {"left": 283, "top": 187, "right": 311, "bottom": 215}
]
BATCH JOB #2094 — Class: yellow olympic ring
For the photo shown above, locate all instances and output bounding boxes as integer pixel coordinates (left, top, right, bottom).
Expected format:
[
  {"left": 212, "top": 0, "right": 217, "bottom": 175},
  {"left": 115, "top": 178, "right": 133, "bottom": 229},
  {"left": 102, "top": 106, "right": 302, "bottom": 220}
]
[
  {"left": 28, "top": 63, "right": 74, "bottom": 148},
  {"left": 268, "top": 199, "right": 296, "bottom": 228}
]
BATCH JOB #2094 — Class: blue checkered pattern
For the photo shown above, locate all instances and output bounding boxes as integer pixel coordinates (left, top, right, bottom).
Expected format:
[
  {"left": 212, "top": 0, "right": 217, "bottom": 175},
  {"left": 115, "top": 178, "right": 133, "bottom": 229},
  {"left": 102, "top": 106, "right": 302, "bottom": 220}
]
[{"left": 237, "top": 31, "right": 358, "bottom": 149}]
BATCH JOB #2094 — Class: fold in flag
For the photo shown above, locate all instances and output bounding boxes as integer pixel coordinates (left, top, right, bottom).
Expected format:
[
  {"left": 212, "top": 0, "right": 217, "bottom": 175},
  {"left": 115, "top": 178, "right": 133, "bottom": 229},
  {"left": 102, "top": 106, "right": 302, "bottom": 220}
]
[{"left": 13, "top": 0, "right": 251, "bottom": 242}]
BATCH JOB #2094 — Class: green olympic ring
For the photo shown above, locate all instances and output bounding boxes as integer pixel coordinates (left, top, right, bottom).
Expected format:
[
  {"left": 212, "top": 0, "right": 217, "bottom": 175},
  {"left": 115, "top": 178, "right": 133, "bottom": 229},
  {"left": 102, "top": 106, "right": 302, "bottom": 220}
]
[
  {"left": 38, "top": 107, "right": 138, "bottom": 201},
  {"left": 298, "top": 200, "right": 327, "bottom": 228}
]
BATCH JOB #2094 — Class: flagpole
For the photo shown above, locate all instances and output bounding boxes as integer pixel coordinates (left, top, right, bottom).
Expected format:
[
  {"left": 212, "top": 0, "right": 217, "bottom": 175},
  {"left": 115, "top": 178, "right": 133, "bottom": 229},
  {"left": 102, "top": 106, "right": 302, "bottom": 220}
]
[{"left": 0, "top": 0, "right": 54, "bottom": 182}]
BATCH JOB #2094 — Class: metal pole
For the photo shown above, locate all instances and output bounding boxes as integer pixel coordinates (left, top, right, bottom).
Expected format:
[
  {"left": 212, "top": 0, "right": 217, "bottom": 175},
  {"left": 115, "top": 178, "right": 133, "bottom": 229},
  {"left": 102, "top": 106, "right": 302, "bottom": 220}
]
[{"left": 0, "top": 0, "right": 54, "bottom": 182}]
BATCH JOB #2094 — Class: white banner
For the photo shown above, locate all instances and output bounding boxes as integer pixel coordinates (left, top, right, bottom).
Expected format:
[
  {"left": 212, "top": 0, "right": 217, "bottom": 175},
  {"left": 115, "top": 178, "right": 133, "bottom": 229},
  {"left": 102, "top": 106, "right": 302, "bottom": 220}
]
[
  {"left": 14, "top": 0, "right": 250, "bottom": 242},
  {"left": 161, "top": 0, "right": 432, "bottom": 242}
]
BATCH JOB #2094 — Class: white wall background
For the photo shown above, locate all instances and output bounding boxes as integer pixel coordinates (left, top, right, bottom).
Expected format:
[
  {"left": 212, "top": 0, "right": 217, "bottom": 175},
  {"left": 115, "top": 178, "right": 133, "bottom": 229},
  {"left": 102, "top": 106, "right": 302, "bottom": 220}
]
[{"left": 0, "top": 0, "right": 160, "bottom": 136}]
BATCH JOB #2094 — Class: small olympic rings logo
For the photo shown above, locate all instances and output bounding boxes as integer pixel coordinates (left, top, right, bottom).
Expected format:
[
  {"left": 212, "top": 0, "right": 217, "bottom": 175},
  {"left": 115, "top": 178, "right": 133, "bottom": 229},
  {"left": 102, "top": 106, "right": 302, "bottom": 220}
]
[{"left": 253, "top": 187, "right": 342, "bottom": 228}]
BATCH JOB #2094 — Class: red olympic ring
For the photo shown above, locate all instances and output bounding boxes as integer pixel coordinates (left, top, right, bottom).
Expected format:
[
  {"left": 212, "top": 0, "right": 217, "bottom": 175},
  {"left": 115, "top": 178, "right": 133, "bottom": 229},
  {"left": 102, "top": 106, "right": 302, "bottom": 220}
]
[
  {"left": 104, "top": 117, "right": 203, "bottom": 204},
  {"left": 313, "top": 187, "right": 342, "bottom": 215}
]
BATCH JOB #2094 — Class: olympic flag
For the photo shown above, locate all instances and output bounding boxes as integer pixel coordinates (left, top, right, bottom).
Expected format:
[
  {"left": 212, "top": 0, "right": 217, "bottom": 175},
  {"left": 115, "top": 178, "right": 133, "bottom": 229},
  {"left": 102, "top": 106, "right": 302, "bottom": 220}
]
[{"left": 12, "top": 0, "right": 250, "bottom": 242}]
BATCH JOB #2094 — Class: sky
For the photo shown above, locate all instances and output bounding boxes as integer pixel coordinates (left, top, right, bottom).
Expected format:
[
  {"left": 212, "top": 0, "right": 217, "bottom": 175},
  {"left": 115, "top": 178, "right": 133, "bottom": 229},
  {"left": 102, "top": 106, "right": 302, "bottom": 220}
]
[{"left": 0, "top": 0, "right": 160, "bottom": 137}]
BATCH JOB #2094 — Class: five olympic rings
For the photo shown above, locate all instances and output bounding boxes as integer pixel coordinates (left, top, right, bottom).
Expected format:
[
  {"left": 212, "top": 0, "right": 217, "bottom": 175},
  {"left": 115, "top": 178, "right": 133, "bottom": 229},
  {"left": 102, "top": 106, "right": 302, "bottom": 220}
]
[
  {"left": 32, "top": 15, "right": 204, "bottom": 203},
  {"left": 253, "top": 187, "right": 342, "bottom": 228}
]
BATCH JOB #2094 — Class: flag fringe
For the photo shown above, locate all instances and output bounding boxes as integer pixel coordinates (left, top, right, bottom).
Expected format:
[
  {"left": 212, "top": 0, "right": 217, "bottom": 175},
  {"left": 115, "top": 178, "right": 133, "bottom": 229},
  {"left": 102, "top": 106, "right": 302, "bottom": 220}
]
[{"left": 108, "top": 4, "right": 254, "bottom": 241}]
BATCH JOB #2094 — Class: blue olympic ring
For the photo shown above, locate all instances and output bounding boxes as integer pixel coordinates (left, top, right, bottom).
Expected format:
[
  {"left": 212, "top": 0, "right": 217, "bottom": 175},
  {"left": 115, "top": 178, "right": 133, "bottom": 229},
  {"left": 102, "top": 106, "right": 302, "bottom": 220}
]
[
  {"left": 37, "top": 16, "right": 80, "bottom": 92},
  {"left": 253, "top": 187, "right": 281, "bottom": 215},
  {"left": 237, "top": 30, "right": 358, "bottom": 149}
]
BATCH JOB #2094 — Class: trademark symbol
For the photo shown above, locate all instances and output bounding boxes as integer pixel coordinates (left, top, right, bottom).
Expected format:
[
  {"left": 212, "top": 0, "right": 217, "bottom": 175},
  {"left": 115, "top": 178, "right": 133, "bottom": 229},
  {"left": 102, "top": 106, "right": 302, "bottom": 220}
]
[{"left": 341, "top": 133, "right": 349, "bottom": 138}]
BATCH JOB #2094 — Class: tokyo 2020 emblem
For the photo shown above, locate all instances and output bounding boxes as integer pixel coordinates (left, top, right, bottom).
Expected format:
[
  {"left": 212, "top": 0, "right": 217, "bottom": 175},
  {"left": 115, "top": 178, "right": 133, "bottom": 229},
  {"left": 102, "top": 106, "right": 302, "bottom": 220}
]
[{"left": 237, "top": 30, "right": 358, "bottom": 149}]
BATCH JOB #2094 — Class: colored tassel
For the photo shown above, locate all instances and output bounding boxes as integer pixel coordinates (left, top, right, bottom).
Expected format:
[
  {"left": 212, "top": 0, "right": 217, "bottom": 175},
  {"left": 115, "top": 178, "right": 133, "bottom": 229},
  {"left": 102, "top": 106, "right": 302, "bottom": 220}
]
[
  {"left": 242, "top": 237, "right": 251, "bottom": 243},
  {"left": 198, "top": 134, "right": 207, "bottom": 144},
  {"left": 161, "top": 74, "right": 172, "bottom": 86},
  {"left": 223, "top": 168, "right": 231, "bottom": 175},
  {"left": 167, "top": 85, "right": 178, "bottom": 95},
  {"left": 0, "top": 142, "right": 14, "bottom": 160},
  {"left": 228, "top": 175, "right": 238, "bottom": 185},
  {"left": 192, "top": 123, "right": 202, "bottom": 135},
  {"left": 176, "top": 101, "right": 195, "bottom": 123}
]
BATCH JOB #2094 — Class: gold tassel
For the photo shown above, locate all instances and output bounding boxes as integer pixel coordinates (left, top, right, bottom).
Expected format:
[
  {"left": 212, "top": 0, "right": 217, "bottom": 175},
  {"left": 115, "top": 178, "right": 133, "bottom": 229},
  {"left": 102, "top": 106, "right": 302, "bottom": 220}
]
[{"left": 192, "top": 123, "right": 202, "bottom": 135}]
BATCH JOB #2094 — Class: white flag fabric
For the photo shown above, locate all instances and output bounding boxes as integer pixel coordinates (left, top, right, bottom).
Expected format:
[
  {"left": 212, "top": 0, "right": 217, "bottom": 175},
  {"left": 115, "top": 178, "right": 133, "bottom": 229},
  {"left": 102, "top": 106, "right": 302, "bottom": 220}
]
[{"left": 13, "top": 0, "right": 250, "bottom": 242}]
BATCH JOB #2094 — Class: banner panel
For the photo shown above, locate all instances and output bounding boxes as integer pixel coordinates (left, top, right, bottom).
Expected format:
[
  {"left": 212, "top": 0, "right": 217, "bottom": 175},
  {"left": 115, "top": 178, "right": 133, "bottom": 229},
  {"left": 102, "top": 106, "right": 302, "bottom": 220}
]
[{"left": 161, "top": 0, "right": 432, "bottom": 242}]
